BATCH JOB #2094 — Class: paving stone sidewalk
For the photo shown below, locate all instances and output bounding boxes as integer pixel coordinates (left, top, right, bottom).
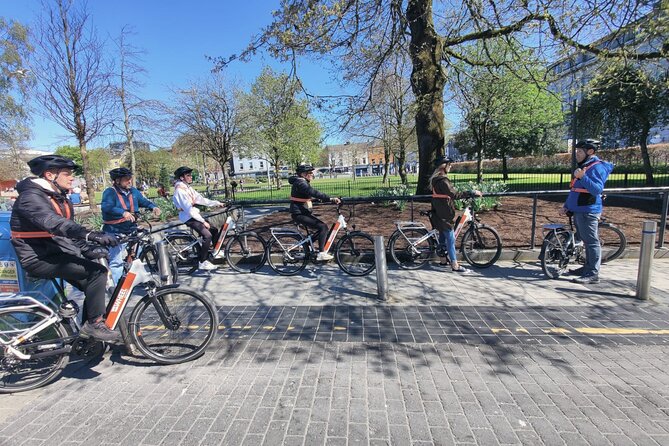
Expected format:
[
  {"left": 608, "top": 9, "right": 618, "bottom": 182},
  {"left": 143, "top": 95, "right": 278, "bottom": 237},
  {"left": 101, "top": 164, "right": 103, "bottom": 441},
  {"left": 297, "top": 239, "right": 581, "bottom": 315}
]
[{"left": 1, "top": 259, "right": 668, "bottom": 445}]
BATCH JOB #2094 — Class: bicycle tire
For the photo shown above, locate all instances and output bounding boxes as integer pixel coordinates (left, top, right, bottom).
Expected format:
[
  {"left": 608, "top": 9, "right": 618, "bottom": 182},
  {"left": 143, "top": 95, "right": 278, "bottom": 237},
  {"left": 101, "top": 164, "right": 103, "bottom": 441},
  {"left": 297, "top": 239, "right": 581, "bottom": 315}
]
[
  {"left": 266, "top": 233, "right": 309, "bottom": 276},
  {"left": 225, "top": 231, "right": 267, "bottom": 273},
  {"left": 0, "top": 309, "right": 70, "bottom": 394},
  {"left": 129, "top": 287, "right": 218, "bottom": 365},
  {"left": 461, "top": 225, "right": 502, "bottom": 268},
  {"left": 540, "top": 230, "right": 571, "bottom": 279},
  {"left": 599, "top": 223, "right": 627, "bottom": 263},
  {"left": 165, "top": 234, "right": 200, "bottom": 275},
  {"left": 335, "top": 231, "right": 376, "bottom": 276},
  {"left": 140, "top": 246, "right": 179, "bottom": 285},
  {"left": 388, "top": 228, "right": 434, "bottom": 270}
]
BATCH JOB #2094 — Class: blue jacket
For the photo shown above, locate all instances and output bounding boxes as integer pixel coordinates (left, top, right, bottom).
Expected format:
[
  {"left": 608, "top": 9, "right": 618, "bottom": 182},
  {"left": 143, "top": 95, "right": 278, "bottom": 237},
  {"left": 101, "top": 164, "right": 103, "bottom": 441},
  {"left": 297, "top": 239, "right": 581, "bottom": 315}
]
[
  {"left": 565, "top": 156, "right": 614, "bottom": 214},
  {"left": 101, "top": 186, "right": 156, "bottom": 234}
]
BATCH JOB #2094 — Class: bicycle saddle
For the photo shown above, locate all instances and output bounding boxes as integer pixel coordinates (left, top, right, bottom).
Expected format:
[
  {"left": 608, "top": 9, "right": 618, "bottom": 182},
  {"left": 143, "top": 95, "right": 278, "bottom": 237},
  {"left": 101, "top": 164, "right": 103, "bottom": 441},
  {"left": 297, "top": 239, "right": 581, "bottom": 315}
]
[{"left": 543, "top": 224, "right": 566, "bottom": 230}]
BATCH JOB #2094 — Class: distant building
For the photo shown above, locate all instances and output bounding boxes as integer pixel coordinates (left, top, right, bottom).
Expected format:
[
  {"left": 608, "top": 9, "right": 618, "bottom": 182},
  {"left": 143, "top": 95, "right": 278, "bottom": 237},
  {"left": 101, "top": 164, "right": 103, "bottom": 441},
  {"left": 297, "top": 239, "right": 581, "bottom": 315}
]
[
  {"left": 108, "top": 140, "right": 150, "bottom": 156},
  {"left": 547, "top": 10, "right": 669, "bottom": 145},
  {"left": 326, "top": 141, "right": 413, "bottom": 176}
]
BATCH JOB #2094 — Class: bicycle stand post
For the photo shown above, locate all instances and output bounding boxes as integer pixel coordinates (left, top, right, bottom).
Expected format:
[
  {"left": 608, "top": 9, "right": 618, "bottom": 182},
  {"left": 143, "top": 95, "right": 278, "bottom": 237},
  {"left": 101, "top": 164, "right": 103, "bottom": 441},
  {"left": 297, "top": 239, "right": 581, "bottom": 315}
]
[
  {"left": 636, "top": 220, "right": 656, "bottom": 300},
  {"left": 374, "top": 235, "right": 388, "bottom": 301}
]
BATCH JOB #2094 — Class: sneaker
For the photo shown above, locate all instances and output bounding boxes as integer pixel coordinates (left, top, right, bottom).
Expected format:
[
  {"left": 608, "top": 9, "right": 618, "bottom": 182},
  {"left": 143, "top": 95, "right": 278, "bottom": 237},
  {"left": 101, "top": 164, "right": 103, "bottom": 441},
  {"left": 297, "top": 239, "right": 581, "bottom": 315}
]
[
  {"left": 567, "top": 266, "right": 585, "bottom": 276},
  {"left": 452, "top": 265, "right": 471, "bottom": 273},
  {"left": 199, "top": 260, "right": 217, "bottom": 271},
  {"left": 572, "top": 274, "right": 599, "bottom": 284},
  {"left": 316, "top": 252, "right": 334, "bottom": 262},
  {"left": 80, "top": 319, "right": 122, "bottom": 342},
  {"left": 212, "top": 250, "right": 225, "bottom": 260}
]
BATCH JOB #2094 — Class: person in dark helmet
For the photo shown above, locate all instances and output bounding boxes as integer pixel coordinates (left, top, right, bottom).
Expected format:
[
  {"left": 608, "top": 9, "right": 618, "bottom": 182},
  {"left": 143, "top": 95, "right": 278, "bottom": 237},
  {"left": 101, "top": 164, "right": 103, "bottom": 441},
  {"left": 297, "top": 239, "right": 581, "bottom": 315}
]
[
  {"left": 101, "top": 167, "right": 162, "bottom": 283},
  {"left": 173, "top": 166, "right": 225, "bottom": 271},
  {"left": 288, "top": 163, "right": 341, "bottom": 261},
  {"left": 10, "top": 155, "right": 121, "bottom": 342},
  {"left": 429, "top": 156, "right": 481, "bottom": 273},
  {"left": 560, "top": 139, "right": 614, "bottom": 284}
]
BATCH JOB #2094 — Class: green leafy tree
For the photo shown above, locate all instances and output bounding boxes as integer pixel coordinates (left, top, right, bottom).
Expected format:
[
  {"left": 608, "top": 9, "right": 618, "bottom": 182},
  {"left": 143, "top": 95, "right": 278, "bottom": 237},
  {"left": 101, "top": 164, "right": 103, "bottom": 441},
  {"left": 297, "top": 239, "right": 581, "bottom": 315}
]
[
  {"left": 576, "top": 62, "right": 669, "bottom": 186},
  {"left": 452, "top": 41, "right": 564, "bottom": 181},
  {"left": 239, "top": 67, "right": 322, "bottom": 188},
  {"left": 1, "top": 17, "right": 32, "bottom": 175},
  {"left": 54, "top": 145, "right": 83, "bottom": 174},
  {"left": 216, "top": 1, "right": 666, "bottom": 194}
]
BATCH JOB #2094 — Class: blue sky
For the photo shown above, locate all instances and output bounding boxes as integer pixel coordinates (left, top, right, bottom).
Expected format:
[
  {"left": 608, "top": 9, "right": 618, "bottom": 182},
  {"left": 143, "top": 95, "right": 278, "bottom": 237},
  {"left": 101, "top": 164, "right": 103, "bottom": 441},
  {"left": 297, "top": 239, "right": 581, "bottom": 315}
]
[{"left": 2, "top": 0, "right": 346, "bottom": 151}]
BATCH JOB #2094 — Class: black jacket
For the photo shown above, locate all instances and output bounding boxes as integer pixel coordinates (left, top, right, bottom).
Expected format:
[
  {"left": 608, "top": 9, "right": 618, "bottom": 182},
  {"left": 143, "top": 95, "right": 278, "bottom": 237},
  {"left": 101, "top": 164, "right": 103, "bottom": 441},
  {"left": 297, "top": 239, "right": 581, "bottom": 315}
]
[
  {"left": 430, "top": 175, "right": 468, "bottom": 231},
  {"left": 10, "top": 178, "right": 90, "bottom": 268},
  {"left": 288, "top": 175, "right": 330, "bottom": 216}
]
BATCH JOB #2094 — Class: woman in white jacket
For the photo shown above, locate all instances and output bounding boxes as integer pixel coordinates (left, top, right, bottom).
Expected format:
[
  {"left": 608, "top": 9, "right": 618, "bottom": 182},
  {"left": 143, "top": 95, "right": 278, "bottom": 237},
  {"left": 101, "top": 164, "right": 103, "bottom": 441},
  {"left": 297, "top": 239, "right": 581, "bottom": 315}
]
[{"left": 172, "top": 166, "right": 225, "bottom": 271}]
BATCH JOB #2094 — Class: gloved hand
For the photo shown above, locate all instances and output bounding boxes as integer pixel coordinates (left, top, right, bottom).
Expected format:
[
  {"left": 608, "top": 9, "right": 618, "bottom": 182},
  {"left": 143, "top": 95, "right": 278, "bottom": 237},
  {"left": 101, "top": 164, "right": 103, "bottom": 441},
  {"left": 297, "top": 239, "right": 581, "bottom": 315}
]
[
  {"left": 87, "top": 231, "right": 119, "bottom": 247},
  {"left": 83, "top": 246, "right": 109, "bottom": 260}
]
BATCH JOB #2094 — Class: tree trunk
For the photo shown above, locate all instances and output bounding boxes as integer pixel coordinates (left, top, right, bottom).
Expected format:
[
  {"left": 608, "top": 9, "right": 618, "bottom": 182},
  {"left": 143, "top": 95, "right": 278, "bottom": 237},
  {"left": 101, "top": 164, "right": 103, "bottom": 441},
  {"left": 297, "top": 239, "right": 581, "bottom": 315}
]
[
  {"left": 78, "top": 139, "right": 96, "bottom": 210},
  {"left": 273, "top": 152, "right": 282, "bottom": 189},
  {"left": 476, "top": 147, "right": 483, "bottom": 184},
  {"left": 397, "top": 152, "right": 407, "bottom": 184},
  {"left": 640, "top": 123, "right": 655, "bottom": 186},
  {"left": 407, "top": 0, "right": 446, "bottom": 195},
  {"left": 382, "top": 141, "right": 391, "bottom": 184},
  {"left": 502, "top": 153, "right": 509, "bottom": 181}
]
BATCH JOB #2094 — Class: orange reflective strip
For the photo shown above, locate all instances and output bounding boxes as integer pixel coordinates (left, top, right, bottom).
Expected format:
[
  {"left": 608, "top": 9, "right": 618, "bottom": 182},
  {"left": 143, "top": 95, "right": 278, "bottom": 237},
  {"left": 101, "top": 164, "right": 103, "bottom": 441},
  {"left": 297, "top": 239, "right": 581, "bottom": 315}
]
[
  {"left": 570, "top": 161, "right": 602, "bottom": 191},
  {"left": 11, "top": 231, "right": 54, "bottom": 239},
  {"left": 431, "top": 194, "right": 452, "bottom": 200},
  {"left": 290, "top": 196, "right": 312, "bottom": 203},
  {"left": 114, "top": 189, "right": 134, "bottom": 212},
  {"left": 49, "top": 197, "right": 71, "bottom": 219},
  {"left": 571, "top": 188, "right": 590, "bottom": 193},
  {"left": 103, "top": 217, "right": 128, "bottom": 225}
]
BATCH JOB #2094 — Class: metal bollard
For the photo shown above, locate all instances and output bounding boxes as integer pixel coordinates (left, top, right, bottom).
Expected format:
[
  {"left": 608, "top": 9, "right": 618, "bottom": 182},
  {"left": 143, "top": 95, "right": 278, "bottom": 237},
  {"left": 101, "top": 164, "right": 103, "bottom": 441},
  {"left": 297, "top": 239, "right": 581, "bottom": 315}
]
[
  {"left": 156, "top": 240, "right": 172, "bottom": 285},
  {"left": 636, "top": 220, "right": 656, "bottom": 300},
  {"left": 374, "top": 236, "right": 388, "bottom": 301}
]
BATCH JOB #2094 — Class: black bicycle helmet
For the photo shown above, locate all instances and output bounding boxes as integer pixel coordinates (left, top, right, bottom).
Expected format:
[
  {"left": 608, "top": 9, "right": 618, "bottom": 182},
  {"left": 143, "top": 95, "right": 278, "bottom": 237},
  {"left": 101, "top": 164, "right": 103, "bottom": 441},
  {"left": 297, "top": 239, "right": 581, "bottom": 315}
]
[
  {"left": 296, "top": 164, "right": 314, "bottom": 174},
  {"left": 109, "top": 167, "right": 133, "bottom": 180},
  {"left": 575, "top": 139, "right": 601, "bottom": 151},
  {"left": 433, "top": 156, "right": 455, "bottom": 167},
  {"left": 27, "top": 155, "right": 79, "bottom": 177},
  {"left": 174, "top": 166, "right": 193, "bottom": 179}
]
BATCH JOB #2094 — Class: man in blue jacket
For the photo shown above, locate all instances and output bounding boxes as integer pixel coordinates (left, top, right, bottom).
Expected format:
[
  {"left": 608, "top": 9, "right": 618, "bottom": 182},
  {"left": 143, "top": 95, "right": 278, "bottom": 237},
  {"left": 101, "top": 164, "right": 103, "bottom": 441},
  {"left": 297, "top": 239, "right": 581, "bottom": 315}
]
[
  {"left": 102, "top": 168, "right": 161, "bottom": 283},
  {"left": 560, "top": 139, "right": 614, "bottom": 284}
]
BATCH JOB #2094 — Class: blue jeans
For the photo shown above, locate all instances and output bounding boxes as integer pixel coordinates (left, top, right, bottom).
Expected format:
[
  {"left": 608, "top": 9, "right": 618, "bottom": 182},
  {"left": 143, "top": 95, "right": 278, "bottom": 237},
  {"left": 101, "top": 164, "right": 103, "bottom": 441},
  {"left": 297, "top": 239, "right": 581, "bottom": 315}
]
[
  {"left": 573, "top": 212, "right": 601, "bottom": 276},
  {"left": 108, "top": 242, "right": 128, "bottom": 285},
  {"left": 438, "top": 229, "right": 457, "bottom": 264}
]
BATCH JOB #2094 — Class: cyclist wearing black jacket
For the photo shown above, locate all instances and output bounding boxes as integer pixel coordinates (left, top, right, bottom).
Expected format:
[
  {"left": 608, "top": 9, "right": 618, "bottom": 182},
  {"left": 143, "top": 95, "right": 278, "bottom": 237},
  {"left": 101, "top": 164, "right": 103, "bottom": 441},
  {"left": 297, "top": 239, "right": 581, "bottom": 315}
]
[
  {"left": 10, "top": 155, "right": 121, "bottom": 342},
  {"left": 288, "top": 164, "right": 341, "bottom": 261}
]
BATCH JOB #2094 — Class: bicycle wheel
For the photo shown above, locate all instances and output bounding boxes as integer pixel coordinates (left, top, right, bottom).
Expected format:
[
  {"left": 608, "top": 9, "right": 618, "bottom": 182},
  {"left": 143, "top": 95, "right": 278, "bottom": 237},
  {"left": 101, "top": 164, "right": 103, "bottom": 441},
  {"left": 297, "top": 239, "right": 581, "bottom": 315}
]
[
  {"left": 266, "top": 233, "right": 309, "bottom": 276},
  {"left": 599, "top": 223, "right": 626, "bottom": 263},
  {"left": 166, "top": 234, "right": 200, "bottom": 275},
  {"left": 461, "top": 225, "right": 502, "bottom": 268},
  {"left": 540, "top": 231, "right": 571, "bottom": 279},
  {"left": 129, "top": 288, "right": 218, "bottom": 365},
  {"left": 0, "top": 309, "right": 70, "bottom": 394},
  {"left": 335, "top": 231, "right": 376, "bottom": 276},
  {"left": 225, "top": 231, "right": 267, "bottom": 273},
  {"left": 388, "top": 228, "right": 434, "bottom": 269},
  {"left": 140, "top": 246, "right": 179, "bottom": 285}
]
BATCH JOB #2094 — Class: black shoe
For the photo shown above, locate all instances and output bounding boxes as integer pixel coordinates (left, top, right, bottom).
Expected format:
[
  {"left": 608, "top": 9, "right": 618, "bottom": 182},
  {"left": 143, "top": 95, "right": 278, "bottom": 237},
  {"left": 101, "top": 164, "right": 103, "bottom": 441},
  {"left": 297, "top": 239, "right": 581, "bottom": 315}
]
[
  {"left": 567, "top": 266, "right": 585, "bottom": 276},
  {"left": 572, "top": 274, "right": 599, "bottom": 284},
  {"left": 80, "top": 320, "right": 122, "bottom": 342}
]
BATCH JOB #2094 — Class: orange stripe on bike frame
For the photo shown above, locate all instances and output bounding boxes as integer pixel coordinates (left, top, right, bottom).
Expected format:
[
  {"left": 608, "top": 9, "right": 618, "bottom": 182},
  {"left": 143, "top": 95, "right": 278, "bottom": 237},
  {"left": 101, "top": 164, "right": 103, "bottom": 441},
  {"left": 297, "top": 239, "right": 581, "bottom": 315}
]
[
  {"left": 323, "top": 222, "right": 340, "bottom": 252},
  {"left": 105, "top": 272, "right": 136, "bottom": 330},
  {"left": 214, "top": 222, "right": 229, "bottom": 252},
  {"left": 453, "top": 214, "right": 469, "bottom": 239}
]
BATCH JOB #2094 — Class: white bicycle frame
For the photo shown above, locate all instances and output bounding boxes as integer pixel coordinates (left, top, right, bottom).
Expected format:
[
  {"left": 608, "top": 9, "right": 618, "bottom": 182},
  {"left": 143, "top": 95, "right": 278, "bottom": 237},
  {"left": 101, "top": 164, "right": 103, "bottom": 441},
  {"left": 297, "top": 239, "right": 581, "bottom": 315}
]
[
  {"left": 393, "top": 206, "right": 473, "bottom": 254},
  {"left": 0, "top": 295, "right": 61, "bottom": 360},
  {"left": 211, "top": 215, "right": 235, "bottom": 256},
  {"left": 270, "top": 213, "right": 347, "bottom": 258}
]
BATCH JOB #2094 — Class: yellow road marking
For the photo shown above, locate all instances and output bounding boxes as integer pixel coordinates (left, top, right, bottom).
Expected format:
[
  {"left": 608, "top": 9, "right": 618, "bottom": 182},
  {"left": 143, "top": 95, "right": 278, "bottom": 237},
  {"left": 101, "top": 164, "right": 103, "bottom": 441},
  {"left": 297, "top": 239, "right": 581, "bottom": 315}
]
[
  {"left": 491, "top": 328, "right": 512, "bottom": 334},
  {"left": 543, "top": 328, "right": 571, "bottom": 334},
  {"left": 334, "top": 327, "right": 347, "bottom": 331},
  {"left": 576, "top": 328, "right": 669, "bottom": 335},
  {"left": 263, "top": 326, "right": 275, "bottom": 330},
  {"left": 516, "top": 328, "right": 529, "bottom": 334}
]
